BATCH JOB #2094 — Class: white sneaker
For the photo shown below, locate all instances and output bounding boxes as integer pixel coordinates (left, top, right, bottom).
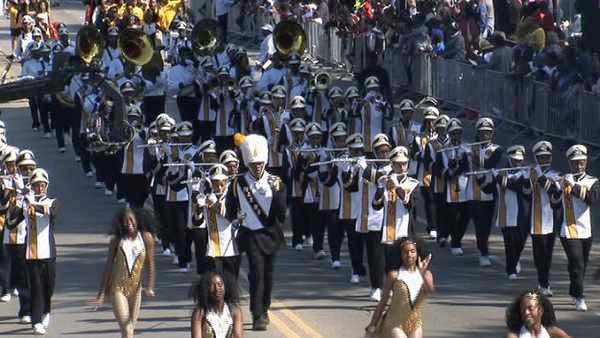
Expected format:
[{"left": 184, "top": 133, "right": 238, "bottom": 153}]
[
  {"left": 20, "top": 315, "right": 32, "bottom": 324},
  {"left": 43, "top": 132, "right": 52, "bottom": 139},
  {"left": 350, "top": 274, "right": 360, "bottom": 283},
  {"left": 75, "top": 156, "right": 81, "bottom": 162},
  {"left": 117, "top": 198, "right": 126, "bottom": 204},
  {"left": 538, "top": 286, "right": 553, "bottom": 297},
  {"left": 94, "top": 181, "right": 104, "bottom": 188},
  {"left": 58, "top": 147, "right": 66, "bottom": 153},
  {"left": 479, "top": 256, "right": 492, "bottom": 267},
  {"left": 104, "top": 189, "right": 113, "bottom": 196},
  {"left": 85, "top": 171, "right": 94, "bottom": 177},
  {"left": 313, "top": 250, "right": 327, "bottom": 260},
  {"left": 438, "top": 237, "right": 448, "bottom": 247},
  {"left": 33, "top": 323, "right": 46, "bottom": 335},
  {"left": 516, "top": 261, "right": 522, "bottom": 274},
  {"left": 178, "top": 263, "right": 191, "bottom": 273},
  {"left": 331, "top": 260, "right": 341, "bottom": 269},
  {"left": 369, "top": 288, "right": 382, "bottom": 302},
  {"left": 450, "top": 247, "right": 464, "bottom": 256},
  {"left": 575, "top": 298, "right": 588, "bottom": 311},
  {"left": 294, "top": 244, "right": 303, "bottom": 251},
  {"left": 172, "top": 256, "right": 179, "bottom": 265},
  {"left": 429, "top": 230, "right": 437, "bottom": 239},
  {"left": 42, "top": 313, "right": 50, "bottom": 328},
  {"left": 0, "top": 293, "right": 11, "bottom": 302},
  {"left": 162, "top": 248, "right": 172, "bottom": 256},
  {"left": 508, "top": 273, "right": 518, "bottom": 280},
  {"left": 12, "top": 288, "right": 19, "bottom": 296}
]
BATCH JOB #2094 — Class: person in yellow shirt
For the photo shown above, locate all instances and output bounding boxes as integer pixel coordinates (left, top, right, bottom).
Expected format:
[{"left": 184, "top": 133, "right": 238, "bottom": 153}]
[
  {"left": 8, "top": 0, "right": 20, "bottom": 56},
  {"left": 118, "top": 0, "right": 144, "bottom": 22}
]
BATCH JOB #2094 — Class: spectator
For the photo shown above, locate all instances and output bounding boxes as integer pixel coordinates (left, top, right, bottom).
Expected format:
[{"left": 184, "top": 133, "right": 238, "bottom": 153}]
[
  {"left": 443, "top": 22, "right": 467, "bottom": 62},
  {"left": 355, "top": 51, "right": 391, "bottom": 100},
  {"left": 478, "top": 0, "right": 494, "bottom": 39},
  {"left": 478, "top": 31, "right": 513, "bottom": 73}
]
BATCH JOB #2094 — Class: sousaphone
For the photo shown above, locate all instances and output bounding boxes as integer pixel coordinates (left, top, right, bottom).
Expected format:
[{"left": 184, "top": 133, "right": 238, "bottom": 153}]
[
  {"left": 119, "top": 27, "right": 154, "bottom": 66},
  {"left": 191, "top": 19, "right": 224, "bottom": 56},
  {"left": 273, "top": 21, "right": 307, "bottom": 57}
]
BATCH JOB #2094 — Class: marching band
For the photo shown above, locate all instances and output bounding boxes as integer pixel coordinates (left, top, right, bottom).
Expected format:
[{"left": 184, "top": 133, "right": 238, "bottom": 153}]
[{"left": 0, "top": 9, "right": 599, "bottom": 336}]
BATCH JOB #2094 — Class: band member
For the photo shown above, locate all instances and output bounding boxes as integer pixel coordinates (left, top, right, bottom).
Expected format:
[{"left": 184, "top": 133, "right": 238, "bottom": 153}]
[
  {"left": 167, "top": 47, "right": 198, "bottom": 124},
  {"left": 283, "top": 118, "right": 308, "bottom": 250},
  {"left": 319, "top": 122, "right": 347, "bottom": 268},
  {"left": 339, "top": 133, "right": 367, "bottom": 283},
  {"left": 237, "top": 76, "right": 257, "bottom": 134},
  {"left": 559, "top": 145, "right": 599, "bottom": 311},
  {"left": 521, "top": 141, "right": 562, "bottom": 296},
  {"left": 21, "top": 45, "right": 52, "bottom": 135},
  {"left": 7, "top": 169, "right": 59, "bottom": 335},
  {"left": 196, "top": 75, "right": 219, "bottom": 143},
  {"left": 343, "top": 86, "right": 361, "bottom": 135},
  {"left": 225, "top": 134, "right": 286, "bottom": 331},
  {"left": 298, "top": 123, "right": 326, "bottom": 257},
  {"left": 373, "top": 146, "right": 420, "bottom": 273},
  {"left": 255, "top": 92, "right": 284, "bottom": 177},
  {"left": 326, "top": 86, "right": 345, "bottom": 124},
  {"left": 214, "top": 67, "right": 237, "bottom": 153},
  {"left": 360, "top": 77, "right": 386, "bottom": 154},
  {"left": 467, "top": 117, "right": 503, "bottom": 266},
  {"left": 1, "top": 149, "right": 31, "bottom": 323},
  {"left": 481, "top": 146, "right": 530, "bottom": 280},
  {"left": 220, "top": 150, "right": 240, "bottom": 176},
  {"left": 256, "top": 52, "right": 286, "bottom": 92},
  {"left": 119, "top": 106, "right": 148, "bottom": 208},
  {"left": 203, "top": 164, "right": 241, "bottom": 277},
  {"left": 426, "top": 115, "right": 451, "bottom": 245},
  {"left": 101, "top": 27, "right": 123, "bottom": 80},
  {"left": 140, "top": 53, "right": 167, "bottom": 125},
  {"left": 437, "top": 118, "right": 470, "bottom": 255}
]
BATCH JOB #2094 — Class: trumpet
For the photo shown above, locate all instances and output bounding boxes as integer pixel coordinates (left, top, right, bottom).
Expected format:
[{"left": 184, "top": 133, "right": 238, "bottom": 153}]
[
  {"left": 314, "top": 72, "right": 330, "bottom": 91},
  {"left": 310, "top": 157, "right": 389, "bottom": 167}
]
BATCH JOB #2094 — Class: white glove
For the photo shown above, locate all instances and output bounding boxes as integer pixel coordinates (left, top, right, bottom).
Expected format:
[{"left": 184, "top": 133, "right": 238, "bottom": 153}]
[
  {"left": 522, "top": 168, "right": 530, "bottom": 179},
  {"left": 341, "top": 161, "right": 352, "bottom": 173},
  {"left": 207, "top": 193, "right": 218, "bottom": 206},
  {"left": 377, "top": 175, "right": 387, "bottom": 188},
  {"left": 196, "top": 194, "right": 207, "bottom": 207},
  {"left": 357, "top": 158, "right": 368, "bottom": 170}
]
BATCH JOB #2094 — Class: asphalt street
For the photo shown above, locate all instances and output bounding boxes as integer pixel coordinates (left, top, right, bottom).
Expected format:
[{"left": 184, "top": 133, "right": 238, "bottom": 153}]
[{"left": 1, "top": 4, "right": 600, "bottom": 338}]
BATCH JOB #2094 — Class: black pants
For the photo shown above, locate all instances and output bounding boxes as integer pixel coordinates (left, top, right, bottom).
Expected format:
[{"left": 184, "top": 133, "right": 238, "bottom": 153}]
[
  {"left": 29, "top": 97, "right": 41, "bottom": 129},
  {"left": 176, "top": 96, "right": 198, "bottom": 123},
  {"left": 420, "top": 186, "right": 435, "bottom": 232},
  {"left": 291, "top": 198, "right": 308, "bottom": 247},
  {"left": 323, "top": 210, "right": 342, "bottom": 261},
  {"left": 305, "top": 203, "right": 324, "bottom": 253},
  {"left": 433, "top": 193, "right": 449, "bottom": 242},
  {"left": 208, "top": 256, "right": 241, "bottom": 278},
  {"left": 37, "top": 97, "right": 51, "bottom": 133},
  {"left": 90, "top": 151, "right": 105, "bottom": 183},
  {"left": 447, "top": 202, "right": 469, "bottom": 249},
  {"left": 102, "top": 152, "right": 121, "bottom": 192},
  {"left": 364, "top": 231, "right": 384, "bottom": 289},
  {"left": 0, "top": 237, "right": 10, "bottom": 294},
  {"left": 142, "top": 95, "right": 165, "bottom": 126},
  {"left": 118, "top": 174, "right": 148, "bottom": 208},
  {"left": 70, "top": 106, "right": 83, "bottom": 157},
  {"left": 186, "top": 227, "right": 208, "bottom": 274},
  {"left": 7, "top": 245, "right": 31, "bottom": 318},
  {"left": 196, "top": 121, "right": 215, "bottom": 144},
  {"left": 560, "top": 237, "right": 593, "bottom": 298},
  {"left": 51, "top": 98, "right": 70, "bottom": 148},
  {"left": 501, "top": 226, "right": 529, "bottom": 275},
  {"left": 78, "top": 134, "right": 93, "bottom": 174},
  {"left": 214, "top": 135, "right": 234, "bottom": 155},
  {"left": 164, "top": 201, "right": 189, "bottom": 268},
  {"left": 152, "top": 193, "right": 170, "bottom": 250},
  {"left": 246, "top": 240, "right": 275, "bottom": 320},
  {"left": 531, "top": 233, "right": 556, "bottom": 288},
  {"left": 469, "top": 201, "right": 495, "bottom": 256},
  {"left": 218, "top": 13, "right": 228, "bottom": 42},
  {"left": 339, "top": 219, "right": 366, "bottom": 276},
  {"left": 27, "top": 259, "right": 55, "bottom": 326}
]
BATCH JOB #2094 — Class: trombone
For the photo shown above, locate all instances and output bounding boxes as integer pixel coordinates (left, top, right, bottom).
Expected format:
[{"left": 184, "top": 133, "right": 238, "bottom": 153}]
[
  {"left": 437, "top": 140, "right": 490, "bottom": 153},
  {"left": 137, "top": 142, "right": 192, "bottom": 149},
  {"left": 297, "top": 147, "right": 348, "bottom": 153},
  {"left": 163, "top": 162, "right": 220, "bottom": 168}
]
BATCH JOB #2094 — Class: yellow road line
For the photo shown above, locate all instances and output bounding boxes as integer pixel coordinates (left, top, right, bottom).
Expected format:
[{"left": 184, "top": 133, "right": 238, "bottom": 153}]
[
  {"left": 277, "top": 303, "right": 325, "bottom": 338},
  {"left": 268, "top": 310, "right": 302, "bottom": 338}
]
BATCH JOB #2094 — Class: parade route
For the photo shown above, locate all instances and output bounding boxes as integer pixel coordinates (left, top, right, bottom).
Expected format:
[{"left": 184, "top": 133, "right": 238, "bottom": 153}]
[{"left": 1, "top": 4, "right": 600, "bottom": 338}]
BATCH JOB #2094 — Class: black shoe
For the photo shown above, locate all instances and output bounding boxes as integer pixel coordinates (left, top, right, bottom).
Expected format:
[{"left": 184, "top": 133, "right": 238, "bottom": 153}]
[{"left": 253, "top": 317, "right": 268, "bottom": 331}]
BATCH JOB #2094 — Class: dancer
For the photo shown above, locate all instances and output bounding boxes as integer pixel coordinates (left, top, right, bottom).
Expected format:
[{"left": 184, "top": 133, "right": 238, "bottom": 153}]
[
  {"left": 365, "top": 238, "right": 434, "bottom": 338},
  {"left": 89, "top": 208, "right": 156, "bottom": 338},
  {"left": 505, "top": 289, "right": 571, "bottom": 338},
  {"left": 191, "top": 271, "right": 243, "bottom": 338}
]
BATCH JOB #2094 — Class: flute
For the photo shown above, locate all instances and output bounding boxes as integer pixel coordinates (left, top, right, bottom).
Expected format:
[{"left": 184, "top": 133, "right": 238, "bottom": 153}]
[
  {"left": 137, "top": 142, "right": 192, "bottom": 149},
  {"left": 163, "top": 162, "right": 220, "bottom": 167},
  {"left": 464, "top": 164, "right": 551, "bottom": 176},
  {"left": 297, "top": 147, "right": 348, "bottom": 153},
  {"left": 309, "top": 158, "right": 389, "bottom": 167},
  {"left": 437, "top": 140, "right": 490, "bottom": 153}
]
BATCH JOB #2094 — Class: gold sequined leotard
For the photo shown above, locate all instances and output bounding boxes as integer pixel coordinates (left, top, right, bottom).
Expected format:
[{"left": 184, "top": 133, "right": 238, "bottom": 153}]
[
  {"left": 110, "top": 237, "right": 146, "bottom": 297},
  {"left": 376, "top": 274, "right": 427, "bottom": 336}
]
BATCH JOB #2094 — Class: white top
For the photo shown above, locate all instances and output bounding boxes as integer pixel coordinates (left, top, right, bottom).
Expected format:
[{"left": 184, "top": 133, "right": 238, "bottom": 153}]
[
  {"left": 205, "top": 304, "right": 233, "bottom": 338},
  {"left": 259, "top": 34, "right": 275, "bottom": 64},
  {"left": 518, "top": 325, "right": 550, "bottom": 338},
  {"left": 215, "top": 0, "right": 235, "bottom": 17},
  {"left": 397, "top": 267, "right": 423, "bottom": 304},
  {"left": 237, "top": 172, "right": 273, "bottom": 231},
  {"left": 120, "top": 232, "right": 145, "bottom": 274},
  {"left": 257, "top": 67, "right": 286, "bottom": 92}
]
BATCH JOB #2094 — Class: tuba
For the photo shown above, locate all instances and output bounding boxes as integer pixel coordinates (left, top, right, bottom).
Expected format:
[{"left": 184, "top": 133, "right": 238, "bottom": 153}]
[
  {"left": 191, "top": 19, "right": 224, "bottom": 56},
  {"left": 77, "top": 25, "right": 105, "bottom": 64},
  {"left": 273, "top": 21, "right": 307, "bottom": 57},
  {"left": 314, "top": 71, "right": 330, "bottom": 91},
  {"left": 119, "top": 28, "right": 154, "bottom": 66},
  {"left": 141, "top": 51, "right": 164, "bottom": 81}
]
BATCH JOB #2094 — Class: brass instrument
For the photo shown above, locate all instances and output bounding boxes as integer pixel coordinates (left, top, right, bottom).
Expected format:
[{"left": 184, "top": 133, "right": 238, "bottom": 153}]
[
  {"left": 164, "top": 162, "right": 220, "bottom": 168},
  {"left": 273, "top": 21, "right": 307, "bottom": 56},
  {"left": 310, "top": 157, "right": 389, "bottom": 167},
  {"left": 314, "top": 72, "right": 330, "bottom": 91},
  {"left": 119, "top": 27, "right": 154, "bottom": 66},
  {"left": 437, "top": 140, "right": 490, "bottom": 153},
  {"left": 141, "top": 51, "right": 164, "bottom": 80},
  {"left": 191, "top": 19, "right": 224, "bottom": 56},
  {"left": 137, "top": 142, "right": 192, "bottom": 149},
  {"left": 77, "top": 25, "right": 105, "bottom": 64}
]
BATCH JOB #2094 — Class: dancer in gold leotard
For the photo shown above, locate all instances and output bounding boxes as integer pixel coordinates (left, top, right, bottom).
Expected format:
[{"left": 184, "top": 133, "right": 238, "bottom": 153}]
[
  {"left": 366, "top": 238, "right": 435, "bottom": 338},
  {"left": 89, "top": 208, "right": 156, "bottom": 338}
]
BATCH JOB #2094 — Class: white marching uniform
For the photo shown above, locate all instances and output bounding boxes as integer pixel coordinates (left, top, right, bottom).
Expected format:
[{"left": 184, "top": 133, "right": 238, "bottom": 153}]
[
  {"left": 376, "top": 175, "right": 419, "bottom": 244},
  {"left": 560, "top": 173, "right": 598, "bottom": 239}
]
